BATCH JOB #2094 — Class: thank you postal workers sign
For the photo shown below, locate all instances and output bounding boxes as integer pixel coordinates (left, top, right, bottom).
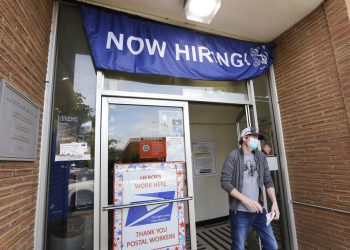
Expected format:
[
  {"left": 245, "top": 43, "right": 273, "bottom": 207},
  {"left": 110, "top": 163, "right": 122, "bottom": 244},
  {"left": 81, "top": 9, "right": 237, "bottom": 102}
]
[
  {"left": 80, "top": 5, "right": 274, "bottom": 80},
  {"left": 113, "top": 162, "right": 186, "bottom": 250}
]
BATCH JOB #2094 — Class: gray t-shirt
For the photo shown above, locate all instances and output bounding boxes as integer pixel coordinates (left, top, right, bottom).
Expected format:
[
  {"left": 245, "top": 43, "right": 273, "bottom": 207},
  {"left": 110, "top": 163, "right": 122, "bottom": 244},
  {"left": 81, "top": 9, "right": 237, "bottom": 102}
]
[{"left": 237, "top": 153, "right": 259, "bottom": 212}]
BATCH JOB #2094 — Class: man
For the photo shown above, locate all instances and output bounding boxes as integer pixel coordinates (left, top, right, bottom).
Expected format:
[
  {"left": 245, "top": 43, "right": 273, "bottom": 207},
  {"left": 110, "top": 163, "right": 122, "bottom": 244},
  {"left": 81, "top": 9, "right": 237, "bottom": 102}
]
[{"left": 221, "top": 127, "right": 279, "bottom": 250}]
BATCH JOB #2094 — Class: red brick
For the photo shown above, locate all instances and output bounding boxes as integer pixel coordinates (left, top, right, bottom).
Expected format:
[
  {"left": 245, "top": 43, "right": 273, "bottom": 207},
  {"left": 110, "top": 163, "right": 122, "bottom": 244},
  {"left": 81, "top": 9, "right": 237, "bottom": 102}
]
[
  {"left": 274, "top": 0, "right": 350, "bottom": 248},
  {"left": 0, "top": 0, "right": 53, "bottom": 248}
]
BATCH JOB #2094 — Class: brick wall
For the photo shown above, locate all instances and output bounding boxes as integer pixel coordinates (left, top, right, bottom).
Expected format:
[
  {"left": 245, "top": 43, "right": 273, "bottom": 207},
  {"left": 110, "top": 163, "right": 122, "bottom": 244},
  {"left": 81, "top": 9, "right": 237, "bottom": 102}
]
[
  {"left": 273, "top": 0, "right": 350, "bottom": 249},
  {"left": 0, "top": 1, "right": 53, "bottom": 249}
]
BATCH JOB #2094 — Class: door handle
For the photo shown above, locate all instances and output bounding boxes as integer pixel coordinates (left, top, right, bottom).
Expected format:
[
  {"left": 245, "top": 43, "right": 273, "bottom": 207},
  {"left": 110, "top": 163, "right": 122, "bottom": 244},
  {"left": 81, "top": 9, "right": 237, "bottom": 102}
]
[{"left": 102, "top": 196, "right": 193, "bottom": 211}]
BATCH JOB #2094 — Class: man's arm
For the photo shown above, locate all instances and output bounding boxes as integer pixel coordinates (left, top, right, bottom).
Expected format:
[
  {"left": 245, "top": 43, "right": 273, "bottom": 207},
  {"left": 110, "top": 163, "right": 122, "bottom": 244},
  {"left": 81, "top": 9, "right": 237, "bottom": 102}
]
[
  {"left": 220, "top": 152, "right": 236, "bottom": 193},
  {"left": 266, "top": 187, "right": 280, "bottom": 220},
  {"left": 230, "top": 188, "right": 263, "bottom": 213}
]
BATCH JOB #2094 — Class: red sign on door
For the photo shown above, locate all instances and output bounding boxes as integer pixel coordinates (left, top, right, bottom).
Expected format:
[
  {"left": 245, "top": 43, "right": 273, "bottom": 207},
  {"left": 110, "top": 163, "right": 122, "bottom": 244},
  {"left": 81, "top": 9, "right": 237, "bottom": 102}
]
[{"left": 139, "top": 138, "right": 166, "bottom": 159}]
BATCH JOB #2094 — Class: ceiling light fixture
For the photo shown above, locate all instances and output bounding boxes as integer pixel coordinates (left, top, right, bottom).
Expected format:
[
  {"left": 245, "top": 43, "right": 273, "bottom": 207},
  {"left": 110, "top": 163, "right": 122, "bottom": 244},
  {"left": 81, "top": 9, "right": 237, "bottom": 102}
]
[{"left": 184, "top": 0, "right": 221, "bottom": 24}]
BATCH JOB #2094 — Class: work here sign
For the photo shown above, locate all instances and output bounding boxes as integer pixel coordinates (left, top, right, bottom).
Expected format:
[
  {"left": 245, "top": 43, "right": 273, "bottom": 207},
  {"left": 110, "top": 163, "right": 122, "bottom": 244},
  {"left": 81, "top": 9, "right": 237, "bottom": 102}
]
[{"left": 113, "top": 162, "right": 186, "bottom": 249}]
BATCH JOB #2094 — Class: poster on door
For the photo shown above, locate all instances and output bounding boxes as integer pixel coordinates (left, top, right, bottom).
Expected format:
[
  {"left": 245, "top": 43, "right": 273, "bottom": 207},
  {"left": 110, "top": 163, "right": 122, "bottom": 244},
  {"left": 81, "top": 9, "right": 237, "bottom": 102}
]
[{"left": 113, "top": 162, "right": 186, "bottom": 250}]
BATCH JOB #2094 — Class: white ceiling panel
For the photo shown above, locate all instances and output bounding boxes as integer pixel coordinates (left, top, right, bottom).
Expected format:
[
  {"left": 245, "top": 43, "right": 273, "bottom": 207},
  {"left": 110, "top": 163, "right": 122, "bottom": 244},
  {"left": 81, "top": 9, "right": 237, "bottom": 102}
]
[{"left": 80, "top": 0, "right": 323, "bottom": 42}]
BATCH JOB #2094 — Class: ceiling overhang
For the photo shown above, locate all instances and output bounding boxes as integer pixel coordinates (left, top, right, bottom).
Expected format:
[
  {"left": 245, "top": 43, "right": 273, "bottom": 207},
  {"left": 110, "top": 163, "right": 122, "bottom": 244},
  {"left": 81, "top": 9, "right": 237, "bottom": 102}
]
[{"left": 78, "top": 0, "right": 323, "bottom": 42}]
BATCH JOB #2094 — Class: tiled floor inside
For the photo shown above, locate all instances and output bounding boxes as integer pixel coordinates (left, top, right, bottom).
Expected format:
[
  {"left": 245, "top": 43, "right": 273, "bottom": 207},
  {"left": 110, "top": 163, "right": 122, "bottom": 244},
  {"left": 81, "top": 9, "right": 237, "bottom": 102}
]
[
  {"left": 196, "top": 220, "right": 232, "bottom": 250},
  {"left": 190, "top": 219, "right": 261, "bottom": 250}
]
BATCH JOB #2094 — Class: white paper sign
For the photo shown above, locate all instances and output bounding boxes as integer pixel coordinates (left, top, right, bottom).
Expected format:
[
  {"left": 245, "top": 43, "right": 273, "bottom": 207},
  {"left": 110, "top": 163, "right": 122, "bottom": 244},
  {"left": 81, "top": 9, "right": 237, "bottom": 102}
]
[
  {"left": 166, "top": 137, "right": 185, "bottom": 162},
  {"left": 159, "top": 110, "right": 183, "bottom": 136},
  {"left": 113, "top": 162, "right": 186, "bottom": 250},
  {"left": 192, "top": 140, "right": 217, "bottom": 176}
]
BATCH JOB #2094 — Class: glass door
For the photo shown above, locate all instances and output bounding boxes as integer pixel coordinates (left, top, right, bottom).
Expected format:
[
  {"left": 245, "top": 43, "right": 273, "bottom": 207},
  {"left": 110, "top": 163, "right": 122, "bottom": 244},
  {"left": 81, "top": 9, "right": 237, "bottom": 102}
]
[
  {"left": 100, "top": 97, "right": 196, "bottom": 249},
  {"left": 236, "top": 105, "right": 252, "bottom": 145}
]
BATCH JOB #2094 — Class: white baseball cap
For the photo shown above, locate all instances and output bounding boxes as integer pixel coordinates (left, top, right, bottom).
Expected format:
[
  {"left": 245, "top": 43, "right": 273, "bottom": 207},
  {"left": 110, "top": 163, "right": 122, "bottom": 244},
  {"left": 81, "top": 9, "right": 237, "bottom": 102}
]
[{"left": 240, "top": 127, "right": 264, "bottom": 140}]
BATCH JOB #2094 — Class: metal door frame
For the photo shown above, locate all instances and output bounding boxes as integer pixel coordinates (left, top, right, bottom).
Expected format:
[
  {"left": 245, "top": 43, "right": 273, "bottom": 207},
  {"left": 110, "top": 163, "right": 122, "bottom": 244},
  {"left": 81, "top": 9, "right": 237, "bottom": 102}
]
[
  {"left": 93, "top": 71, "right": 258, "bottom": 249},
  {"left": 98, "top": 96, "right": 197, "bottom": 249}
]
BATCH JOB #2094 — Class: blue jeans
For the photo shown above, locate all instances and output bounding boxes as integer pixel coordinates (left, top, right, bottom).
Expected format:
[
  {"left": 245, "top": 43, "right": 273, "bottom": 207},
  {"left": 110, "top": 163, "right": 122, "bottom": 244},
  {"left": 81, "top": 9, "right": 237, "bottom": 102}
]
[{"left": 229, "top": 210, "right": 278, "bottom": 250}]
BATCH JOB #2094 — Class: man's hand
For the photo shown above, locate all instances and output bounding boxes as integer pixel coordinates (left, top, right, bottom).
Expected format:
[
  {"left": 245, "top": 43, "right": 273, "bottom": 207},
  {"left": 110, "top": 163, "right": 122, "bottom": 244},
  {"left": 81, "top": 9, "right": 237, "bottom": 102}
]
[
  {"left": 241, "top": 196, "right": 263, "bottom": 213},
  {"left": 230, "top": 188, "right": 262, "bottom": 213},
  {"left": 271, "top": 202, "right": 280, "bottom": 220},
  {"left": 266, "top": 187, "right": 280, "bottom": 220}
]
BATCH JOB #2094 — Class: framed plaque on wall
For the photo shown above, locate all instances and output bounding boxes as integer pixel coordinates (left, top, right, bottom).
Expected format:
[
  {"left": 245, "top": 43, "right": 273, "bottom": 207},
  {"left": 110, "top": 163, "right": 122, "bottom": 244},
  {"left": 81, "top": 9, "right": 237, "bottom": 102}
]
[{"left": 0, "top": 80, "right": 40, "bottom": 161}]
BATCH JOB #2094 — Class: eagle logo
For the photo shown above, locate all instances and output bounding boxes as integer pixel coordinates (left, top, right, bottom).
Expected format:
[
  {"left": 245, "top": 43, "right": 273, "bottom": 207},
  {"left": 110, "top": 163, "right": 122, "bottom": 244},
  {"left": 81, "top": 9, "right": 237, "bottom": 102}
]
[{"left": 250, "top": 46, "right": 269, "bottom": 69}]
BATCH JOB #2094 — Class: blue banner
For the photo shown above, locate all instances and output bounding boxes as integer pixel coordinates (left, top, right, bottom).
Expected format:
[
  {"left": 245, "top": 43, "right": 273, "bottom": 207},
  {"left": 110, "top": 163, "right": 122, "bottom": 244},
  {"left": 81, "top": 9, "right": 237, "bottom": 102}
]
[{"left": 80, "top": 5, "right": 274, "bottom": 80}]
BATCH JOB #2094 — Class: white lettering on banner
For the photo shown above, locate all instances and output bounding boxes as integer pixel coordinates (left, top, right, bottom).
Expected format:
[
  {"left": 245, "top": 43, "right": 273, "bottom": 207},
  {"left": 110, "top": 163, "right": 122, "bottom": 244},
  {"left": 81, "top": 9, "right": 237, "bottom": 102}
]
[
  {"left": 175, "top": 44, "right": 190, "bottom": 61},
  {"left": 231, "top": 53, "right": 244, "bottom": 67},
  {"left": 175, "top": 43, "right": 247, "bottom": 68},
  {"left": 216, "top": 52, "right": 229, "bottom": 67},
  {"left": 244, "top": 53, "right": 251, "bottom": 65},
  {"left": 211, "top": 52, "right": 218, "bottom": 63},
  {"left": 106, "top": 32, "right": 253, "bottom": 68},
  {"left": 106, "top": 32, "right": 167, "bottom": 57},
  {"left": 191, "top": 45, "right": 197, "bottom": 61},
  {"left": 198, "top": 46, "right": 214, "bottom": 63},
  {"left": 127, "top": 36, "right": 144, "bottom": 55},
  {"left": 145, "top": 39, "right": 166, "bottom": 57},
  {"left": 106, "top": 32, "right": 123, "bottom": 50}
]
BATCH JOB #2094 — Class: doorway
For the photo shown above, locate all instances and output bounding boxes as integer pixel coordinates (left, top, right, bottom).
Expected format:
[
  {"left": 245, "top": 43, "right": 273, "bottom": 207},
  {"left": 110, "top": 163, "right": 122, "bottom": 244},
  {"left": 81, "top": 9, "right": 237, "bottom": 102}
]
[
  {"left": 99, "top": 97, "right": 196, "bottom": 249},
  {"left": 98, "top": 96, "right": 259, "bottom": 249},
  {"left": 189, "top": 103, "right": 261, "bottom": 249}
]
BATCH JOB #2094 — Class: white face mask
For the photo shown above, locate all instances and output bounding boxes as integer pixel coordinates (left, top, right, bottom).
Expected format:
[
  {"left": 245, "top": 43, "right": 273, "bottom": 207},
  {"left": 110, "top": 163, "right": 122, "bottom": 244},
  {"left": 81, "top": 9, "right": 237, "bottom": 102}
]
[{"left": 247, "top": 138, "right": 260, "bottom": 151}]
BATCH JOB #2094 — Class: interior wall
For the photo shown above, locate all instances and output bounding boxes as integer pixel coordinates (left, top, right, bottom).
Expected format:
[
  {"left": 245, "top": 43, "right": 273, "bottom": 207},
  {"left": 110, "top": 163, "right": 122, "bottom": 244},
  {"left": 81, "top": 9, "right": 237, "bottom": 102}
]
[{"left": 189, "top": 103, "right": 241, "bottom": 222}]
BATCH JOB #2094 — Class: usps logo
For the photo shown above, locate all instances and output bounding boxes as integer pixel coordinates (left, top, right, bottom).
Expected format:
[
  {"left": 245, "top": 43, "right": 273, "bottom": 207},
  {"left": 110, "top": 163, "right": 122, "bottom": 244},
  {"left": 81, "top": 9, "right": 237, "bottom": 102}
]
[
  {"left": 142, "top": 144, "right": 150, "bottom": 152},
  {"left": 125, "top": 191, "right": 175, "bottom": 227}
]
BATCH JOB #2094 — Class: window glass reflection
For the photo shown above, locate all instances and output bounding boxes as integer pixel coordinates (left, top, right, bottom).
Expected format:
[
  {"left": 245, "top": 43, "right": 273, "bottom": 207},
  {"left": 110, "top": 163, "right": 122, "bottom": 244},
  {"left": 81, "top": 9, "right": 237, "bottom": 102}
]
[
  {"left": 106, "top": 104, "right": 190, "bottom": 249},
  {"left": 46, "top": 4, "right": 96, "bottom": 250},
  {"left": 253, "top": 73, "right": 284, "bottom": 248},
  {"left": 253, "top": 73, "right": 270, "bottom": 98},
  {"left": 256, "top": 100, "right": 276, "bottom": 155},
  {"left": 104, "top": 71, "right": 248, "bottom": 102}
]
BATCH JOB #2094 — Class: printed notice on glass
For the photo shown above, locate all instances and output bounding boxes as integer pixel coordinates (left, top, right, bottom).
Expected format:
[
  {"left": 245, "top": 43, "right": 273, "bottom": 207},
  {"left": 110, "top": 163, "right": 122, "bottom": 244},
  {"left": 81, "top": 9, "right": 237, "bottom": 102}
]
[
  {"left": 113, "top": 162, "right": 186, "bottom": 250},
  {"left": 0, "top": 80, "right": 40, "bottom": 161},
  {"left": 192, "top": 140, "right": 217, "bottom": 176},
  {"left": 159, "top": 110, "right": 183, "bottom": 136},
  {"left": 166, "top": 137, "right": 185, "bottom": 162},
  {"left": 55, "top": 116, "right": 92, "bottom": 161}
]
